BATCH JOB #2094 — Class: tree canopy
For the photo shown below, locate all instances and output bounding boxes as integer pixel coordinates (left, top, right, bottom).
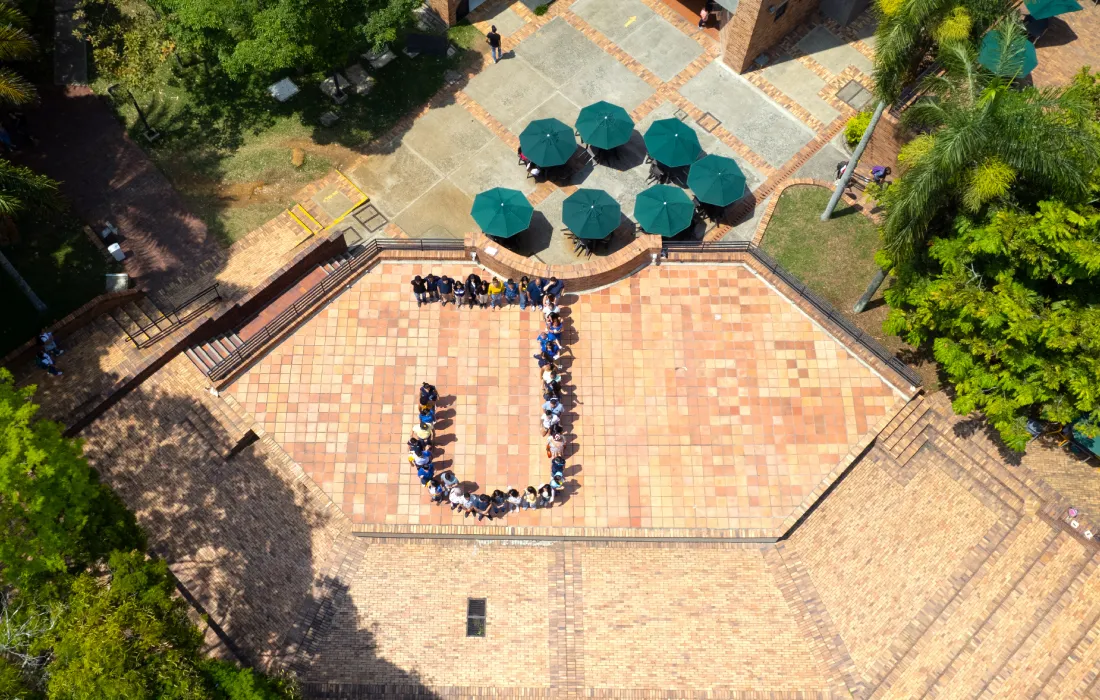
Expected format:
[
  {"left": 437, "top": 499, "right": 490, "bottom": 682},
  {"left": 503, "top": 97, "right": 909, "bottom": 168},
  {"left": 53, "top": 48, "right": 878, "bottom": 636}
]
[
  {"left": 0, "top": 369, "right": 144, "bottom": 587},
  {"left": 148, "top": 0, "right": 419, "bottom": 80},
  {"left": 884, "top": 195, "right": 1100, "bottom": 451}
]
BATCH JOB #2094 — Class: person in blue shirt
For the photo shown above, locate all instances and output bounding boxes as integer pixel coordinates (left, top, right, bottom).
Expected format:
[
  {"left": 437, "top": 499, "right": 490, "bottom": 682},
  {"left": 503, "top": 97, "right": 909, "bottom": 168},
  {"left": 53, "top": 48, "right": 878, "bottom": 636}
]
[
  {"left": 546, "top": 314, "right": 563, "bottom": 343},
  {"left": 418, "top": 404, "right": 435, "bottom": 426},
  {"left": 551, "top": 456, "right": 566, "bottom": 480},
  {"left": 543, "top": 396, "right": 564, "bottom": 417},
  {"left": 527, "top": 279, "right": 543, "bottom": 310},
  {"left": 417, "top": 462, "right": 434, "bottom": 485},
  {"left": 504, "top": 278, "right": 519, "bottom": 305},
  {"left": 543, "top": 276, "right": 565, "bottom": 298}
]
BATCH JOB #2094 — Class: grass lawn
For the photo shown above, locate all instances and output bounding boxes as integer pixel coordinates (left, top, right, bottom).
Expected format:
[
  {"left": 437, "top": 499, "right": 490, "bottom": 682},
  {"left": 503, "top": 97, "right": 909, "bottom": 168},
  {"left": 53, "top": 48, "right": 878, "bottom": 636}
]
[
  {"left": 0, "top": 211, "right": 121, "bottom": 355},
  {"left": 103, "top": 24, "right": 485, "bottom": 246},
  {"left": 759, "top": 185, "right": 939, "bottom": 390}
]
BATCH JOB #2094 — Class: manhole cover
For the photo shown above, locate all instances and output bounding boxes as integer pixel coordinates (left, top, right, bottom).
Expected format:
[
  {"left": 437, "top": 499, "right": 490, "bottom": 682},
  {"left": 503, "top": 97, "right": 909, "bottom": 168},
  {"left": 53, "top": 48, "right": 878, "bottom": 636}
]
[{"left": 836, "top": 80, "right": 874, "bottom": 110}]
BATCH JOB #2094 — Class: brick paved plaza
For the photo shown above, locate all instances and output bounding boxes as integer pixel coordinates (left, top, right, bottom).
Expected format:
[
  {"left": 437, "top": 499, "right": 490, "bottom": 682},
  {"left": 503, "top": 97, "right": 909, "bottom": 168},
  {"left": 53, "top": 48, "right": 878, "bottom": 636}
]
[
  {"left": 230, "top": 262, "right": 908, "bottom": 537},
  {"left": 13, "top": 0, "right": 1100, "bottom": 694}
]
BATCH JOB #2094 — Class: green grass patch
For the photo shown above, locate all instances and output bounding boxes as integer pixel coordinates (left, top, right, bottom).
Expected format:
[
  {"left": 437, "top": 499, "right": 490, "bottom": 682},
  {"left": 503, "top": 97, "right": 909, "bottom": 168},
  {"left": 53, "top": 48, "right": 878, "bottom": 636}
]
[
  {"left": 0, "top": 211, "right": 120, "bottom": 355},
  {"left": 760, "top": 185, "right": 880, "bottom": 310},
  {"left": 759, "top": 184, "right": 939, "bottom": 390},
  {"left": 100, "top": 33, "right": 475, "bottom": 245}
]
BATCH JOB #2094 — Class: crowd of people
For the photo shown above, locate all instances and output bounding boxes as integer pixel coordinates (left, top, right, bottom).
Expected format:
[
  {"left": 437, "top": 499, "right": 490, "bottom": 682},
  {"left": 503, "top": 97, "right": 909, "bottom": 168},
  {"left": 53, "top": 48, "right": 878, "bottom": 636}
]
[
  {"left": 405, "top": 273, "right": 572, "bottom": 520},
  {"left": 410, "top": 273, "right": 565, "bottom": 310}
]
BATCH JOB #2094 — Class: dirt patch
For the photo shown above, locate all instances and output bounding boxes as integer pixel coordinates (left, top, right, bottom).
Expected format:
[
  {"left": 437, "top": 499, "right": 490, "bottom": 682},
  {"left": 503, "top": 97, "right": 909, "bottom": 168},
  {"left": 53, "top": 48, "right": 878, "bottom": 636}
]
[{"left": 283, "top": 138, "right": 360, "bottom": 171}]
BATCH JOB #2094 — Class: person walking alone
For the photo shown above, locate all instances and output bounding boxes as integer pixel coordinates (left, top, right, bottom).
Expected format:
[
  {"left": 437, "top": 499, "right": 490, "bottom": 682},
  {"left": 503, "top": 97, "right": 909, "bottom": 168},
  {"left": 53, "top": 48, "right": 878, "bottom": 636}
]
[{"left": 487, "top": 25, "right": 503, "bottom": 63}]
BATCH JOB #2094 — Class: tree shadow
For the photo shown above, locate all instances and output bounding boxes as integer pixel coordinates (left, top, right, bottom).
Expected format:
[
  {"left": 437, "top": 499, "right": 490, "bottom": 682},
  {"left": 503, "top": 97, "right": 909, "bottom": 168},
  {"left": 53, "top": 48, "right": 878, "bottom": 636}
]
[{"left": 62, "top": 358, "right": 442, "bottom": 695}]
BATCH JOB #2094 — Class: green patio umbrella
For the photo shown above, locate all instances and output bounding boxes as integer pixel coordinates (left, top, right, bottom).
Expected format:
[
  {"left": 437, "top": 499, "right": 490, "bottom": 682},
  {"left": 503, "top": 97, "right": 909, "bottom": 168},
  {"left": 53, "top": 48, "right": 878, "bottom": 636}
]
[
  {"left": 1025, "top": 0, "right": 1081, "bottom": 20},
  {"left": 470, "top": 187, "right": 533, "bottom": 238},
  {"left": 978, "top": 29, "right": 1038, "bottom": 78},
  {"left": 634, "top": 184, "right": 694, "bottom": 237},
  {"left": 687, "top": 155, "right": 747, "bottom": 206},
  {"left": 575, "top": 101, "right": 634, "bottom": 150},
  {"left": 643, "top": 118, "right": 701, "bottom": 167},
  {"left": 562, "top": 188, "right": 621, "bottom": 239},
  {"left": 519, "top": 118, "right": 577, "bottom": 167}
]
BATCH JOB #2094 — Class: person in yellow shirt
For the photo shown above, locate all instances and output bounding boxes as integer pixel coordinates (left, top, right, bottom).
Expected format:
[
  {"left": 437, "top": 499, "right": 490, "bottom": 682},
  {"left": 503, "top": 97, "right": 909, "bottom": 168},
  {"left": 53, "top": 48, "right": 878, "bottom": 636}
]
[{"left": 488, "top": 278, "right": 505, "bottom": 309}]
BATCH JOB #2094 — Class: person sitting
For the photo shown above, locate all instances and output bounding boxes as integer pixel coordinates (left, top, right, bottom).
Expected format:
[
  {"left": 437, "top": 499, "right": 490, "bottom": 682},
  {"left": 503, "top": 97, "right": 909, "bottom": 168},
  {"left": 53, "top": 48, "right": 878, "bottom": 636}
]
[{"left": 517, "top": 146, "right": 541, "bottom": 177}]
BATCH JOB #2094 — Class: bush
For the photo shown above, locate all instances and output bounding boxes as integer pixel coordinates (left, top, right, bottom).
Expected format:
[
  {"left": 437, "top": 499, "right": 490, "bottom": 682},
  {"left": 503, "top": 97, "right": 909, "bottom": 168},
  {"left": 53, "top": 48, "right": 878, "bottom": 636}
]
[
  {"left": 533, "top": 3, "right": 549, "bottom": 14},
  {"left": 844, "top": 111, "right": 873, "bottom": 148}
]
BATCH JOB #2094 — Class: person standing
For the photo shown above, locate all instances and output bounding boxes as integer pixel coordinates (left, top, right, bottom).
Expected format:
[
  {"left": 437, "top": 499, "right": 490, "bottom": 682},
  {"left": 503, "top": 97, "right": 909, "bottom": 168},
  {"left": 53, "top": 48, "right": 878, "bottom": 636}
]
[
  {"left": 428, "top": 477, "right": 447, "bottom": 504},
  {"left": 547, "top": 430, "right": 566, "bottom": 459},
  {"left": 453, "top": 279, "right": 467, "bottom": 307},
  {"left": 537, "top": 484, "right": 554, "bottom": 508},
  {"left": 411, "top": 275, "right": 429, "bottom": 306},
  {"left": 488, "top": 278, "right": 504, "bottom": 309},
  {"left": 504, "top": 278, "right": 519, "bottom": 306},
  {"left": 543, "top": 396, "right": 564, "bottom": 417},
  {"left": 36, "top": 350, "right": 62, "bottom": 377},
  {"left": 438, "top": 275, "right": 454, "bottom": 306},
  {"left": 518, "top": 276, "right": 530, "bottom": 310},
  {"left": 522, "top": 486, "right": 539, "bottom": 510},
  {"left": 477, "top": 280, "right": 490, "bottom": 308},
  {"left": 449, "top": 486, "right": 473, "bottom": 514},
  {"left": 543, "top": 276, "right": 565, "bottom": 298},
  {"left": 506, "top": 488, "right": 523, "bottom": 512},
  {"left": 417, "top": 462, "right": 435, "bottom": 485},
  {"left": 546, "top": 314, "right": 563, "bottom": 344},
  {"left": 424, "top": 273, "right": 440, "bottom": 303},
  {"left": 39, "top": 330, "right": 63, "bottom": 356},
  {"left": 527, "top": 279, "right": 543, "bottom": 311},
  {"left": 465, "top": 273, "right": 482, "bottom": 308},
  {"left": 540, "top": 409, "right": 560, "bottom": 436},
  {"left": 420, "top": 382, "right": 438, "bottom": 406},
  {"left": 487, "top": 25, "right": 503, "bottom": 63}
]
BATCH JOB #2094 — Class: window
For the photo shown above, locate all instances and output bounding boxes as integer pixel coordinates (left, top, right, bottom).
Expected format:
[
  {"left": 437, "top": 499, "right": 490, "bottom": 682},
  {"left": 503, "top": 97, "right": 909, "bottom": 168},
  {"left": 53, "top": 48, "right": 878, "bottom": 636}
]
[
  {"left": 773, "top": 0, "right": 788, "bottom": 20},
  {"left": 466, "top": 598, "right": 486, "bottom": 637}
]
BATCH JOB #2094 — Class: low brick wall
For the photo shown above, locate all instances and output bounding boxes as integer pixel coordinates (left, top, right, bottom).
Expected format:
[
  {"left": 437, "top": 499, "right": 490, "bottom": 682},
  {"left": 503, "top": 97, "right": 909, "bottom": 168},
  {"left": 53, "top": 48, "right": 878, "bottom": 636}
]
[
  {"left": 464, "top": 232, "right": 665, "bottom": 291},
  {"left": 1, "top": 287, "right": 145, "bottom": 370}
]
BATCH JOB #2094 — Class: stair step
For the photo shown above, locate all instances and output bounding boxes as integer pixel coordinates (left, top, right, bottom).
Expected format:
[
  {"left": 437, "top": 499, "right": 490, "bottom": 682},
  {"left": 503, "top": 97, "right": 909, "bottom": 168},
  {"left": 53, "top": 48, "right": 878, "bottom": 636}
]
[
  {"left": 190, "top": 345, "right": 217, "bottom": 371},
  {"left": 184, "top": 348, "right": 212, "bottom": 374},
  {"left": 931, "top": 530, "right": 1092, "bottom": 697},
  {"left": 209, "top": 337, "right": 232, "bottom": 359},
  {"left": 136, "top": 297, "right": 171, "bottom": 331},
  {"left": 226, "top": 332, "right": 243, "bottom": 349},
  {"left": 876, "top": 517, "right": 1059, "bottom": 697}
]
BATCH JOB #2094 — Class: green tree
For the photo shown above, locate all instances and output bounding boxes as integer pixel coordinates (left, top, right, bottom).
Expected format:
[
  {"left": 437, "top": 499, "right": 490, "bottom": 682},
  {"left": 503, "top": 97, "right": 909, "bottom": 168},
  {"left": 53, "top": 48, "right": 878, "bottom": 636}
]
[
  {"left": 75, "top": 0, "right": 175, "bottom": 94},
  {"left": 0, "top": 369, "right": 144, "bottom": 587},
  {"left": 0, "top": 0, "right": 36, "bottom": 105},
  {"left": 150, "top": 0, "right": 419, "bottom": 81},
  {"left": 884, "top": 198, "right": 1100, "bottom": 450},
  {"left": 33, "top": 551, "right": 210, "bottom": 699},
  {"left": 872, "top": 0, "right": 1008, "bottom": 102},
  {"left": 877, "top": 25, "right": 1100, "bottom": 263},
  {"left": 0, "top": 159, "right": 59, "bottom": 216}
]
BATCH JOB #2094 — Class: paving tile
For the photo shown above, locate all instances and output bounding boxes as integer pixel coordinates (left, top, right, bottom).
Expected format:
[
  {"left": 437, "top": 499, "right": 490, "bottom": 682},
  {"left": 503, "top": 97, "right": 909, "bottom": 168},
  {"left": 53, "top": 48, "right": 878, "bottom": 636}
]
[
  {"left": 514, "top": 18, "right": 609, "bottom": 87},
  {"left": 463, "top": 55, "right": 556, "bottom": 127},
  {"left": 570, "top": 0, "right": 657, "bottom": 42},
  {"left": 679, "top": 61, "right": 816, "bottom": 168},
  {"left": 796, "top": 25, "right": 874, "bottom": 77},
  {"left": 392, "top": 179, "right": 476, "bottom": 238},
  {"left": 616, "top": 14, "right": 704, "bottom": 82},
  {"left": 761, "top": 55, "right": 841, "bottom": 124},
  {"left": 448, "top": 137, "right": 540, "bottom": 198},
  {"left": 229, "top": 262, "right": 904, "bottom": 536},
  {"left": 346, "top": 145, "right": 442, "bottom": 218},
  {"left": 558, "top": 49, "right": 657, "bottom": 113},
  {"left": 402, "top": 102, "right": 495, "bottom": 175}
]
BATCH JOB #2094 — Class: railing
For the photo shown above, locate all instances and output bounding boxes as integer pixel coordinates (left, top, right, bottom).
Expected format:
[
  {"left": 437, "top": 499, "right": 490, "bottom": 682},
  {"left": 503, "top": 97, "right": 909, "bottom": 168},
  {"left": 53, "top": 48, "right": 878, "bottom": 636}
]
[
  {"left": 662, "top": 240, "right": 923, "bottom": 388},
  {"left": 205, "top": 239, "right": 464, "bottom": 382},
  {"left": 129, "top": 283, "right": 222, "bottom": 348}
]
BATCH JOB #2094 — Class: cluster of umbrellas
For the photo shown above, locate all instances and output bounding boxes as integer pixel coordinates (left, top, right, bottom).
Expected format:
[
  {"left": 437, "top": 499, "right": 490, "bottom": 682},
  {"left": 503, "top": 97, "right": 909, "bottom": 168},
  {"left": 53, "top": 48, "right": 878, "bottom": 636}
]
[
  {"left": 471, "top": 100, "right": 748, "bottom": 240},
  {"left": 978, "top": 0, "right": 1082, "bottom": 78}
]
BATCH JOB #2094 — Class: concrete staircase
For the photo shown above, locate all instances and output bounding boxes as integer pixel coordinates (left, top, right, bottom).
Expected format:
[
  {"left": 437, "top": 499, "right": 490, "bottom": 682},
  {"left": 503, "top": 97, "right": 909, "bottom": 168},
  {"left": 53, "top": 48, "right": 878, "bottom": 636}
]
[
  {"left": 184, "top": 332, "right": 244, "bottom": 375},
  {"left": 107, "top": 297, "right": 178, "bottom": 347},
  {"left": 184, "top": 249, "right": 357, "bottom": 377},
  {"left": 853, "top": 396, "right": 1100, "bottom": 695}
]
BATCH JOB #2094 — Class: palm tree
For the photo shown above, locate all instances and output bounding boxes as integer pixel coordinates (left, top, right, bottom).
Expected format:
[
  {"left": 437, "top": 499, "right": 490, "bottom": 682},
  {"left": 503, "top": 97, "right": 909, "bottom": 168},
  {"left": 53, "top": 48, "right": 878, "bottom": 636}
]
[
  {"left": 0, "top": 0, "right": 35, "bottom": 105},
  {"left": 879, "top": 20, "right": 1100, "bottom": 263},
  {"left": 872, "top": 0, "right": 1009, "bottom": 103},
  {"left": 0, "top": 159, "right": 57, "bottom": 215}
]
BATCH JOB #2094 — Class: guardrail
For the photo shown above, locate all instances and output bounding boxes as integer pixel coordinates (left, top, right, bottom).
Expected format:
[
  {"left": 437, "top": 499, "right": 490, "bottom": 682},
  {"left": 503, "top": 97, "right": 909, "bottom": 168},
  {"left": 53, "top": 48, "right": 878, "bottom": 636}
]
[
  {"left": 662, "top": 240, "right": 923, "bottom": 388},
  {"left": 205, "top": 239, "right": 464, "bottom": 382},
  {"left": 128, "top": 283, "right": 222, "bottom": 348}
]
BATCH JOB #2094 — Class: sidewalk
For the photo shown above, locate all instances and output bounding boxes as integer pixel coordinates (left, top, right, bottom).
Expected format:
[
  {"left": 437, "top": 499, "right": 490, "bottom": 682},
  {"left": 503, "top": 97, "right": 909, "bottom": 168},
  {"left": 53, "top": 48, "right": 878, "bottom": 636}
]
[{"left": 10, "top": 85, "right": 222, "bottom": 295}]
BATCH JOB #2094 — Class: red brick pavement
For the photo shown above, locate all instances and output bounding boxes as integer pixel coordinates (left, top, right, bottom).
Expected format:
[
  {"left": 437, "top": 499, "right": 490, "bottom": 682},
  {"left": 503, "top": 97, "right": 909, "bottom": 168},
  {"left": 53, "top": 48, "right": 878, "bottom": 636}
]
[
  {"left": 10, "top": 85, "right": 221, "bottom": 294},
  {"left": 229, "top": 262, "right": 907, "bottom": 539}
]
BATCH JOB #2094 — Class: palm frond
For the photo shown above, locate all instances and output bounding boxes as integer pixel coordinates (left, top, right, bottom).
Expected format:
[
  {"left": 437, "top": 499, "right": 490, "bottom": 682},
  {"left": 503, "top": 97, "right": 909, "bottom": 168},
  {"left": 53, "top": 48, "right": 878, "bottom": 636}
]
[
  {"left": 0, "top": 0, "right": 30, "bottom": 28},
  {"left": 0, "top": 158, "right": 58, "bottom": 215},
  {"left": 0, "top": 24, "right": 36, "bottom": 61},
  {"left": 934, "top": 6, "right": 972, "bottom": 44},
  {"left": 0, "top": 67, "right": 34, "bottom": 105},
  {"left": 963, "top": 157, "right": 1015, "bottom": 210}
]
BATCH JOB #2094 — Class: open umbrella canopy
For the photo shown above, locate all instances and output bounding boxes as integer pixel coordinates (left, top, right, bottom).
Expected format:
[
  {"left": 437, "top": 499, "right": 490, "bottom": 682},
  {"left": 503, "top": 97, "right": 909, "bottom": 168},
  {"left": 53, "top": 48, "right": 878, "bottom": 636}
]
[
  {"left": 634, "top": 184, "right": 694, "bottom": 237},
  {"left": 470, "top": 187, "right": 533, "bottom": 238},
  {"left": 520, "top": 118, "right": 577, "bottom": 167},
  {"left": 562, "top": 189, "right": 621, "bottom": 239},
  {"left": 688, "top": 155, "right": 747, "bottom": 206},
  {"left": 978, "top": 29, "right": 1038, "bottom": 78},
  {"left": 643, "top": 118, "right": 701, "bottom": 167},
  {"left": 576, "top": 101, "right": 634, "bottom": 150},
  {"left": 1024, "top": 0, "right": 1081, "bottom": 19}
]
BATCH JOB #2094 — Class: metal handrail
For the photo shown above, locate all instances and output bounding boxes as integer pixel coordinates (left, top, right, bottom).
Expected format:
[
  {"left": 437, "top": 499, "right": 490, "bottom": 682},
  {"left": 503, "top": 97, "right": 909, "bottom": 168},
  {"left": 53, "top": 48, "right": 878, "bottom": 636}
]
[
  {"left": 202, "top": 236, "right": 920, "bottom": 389},
  {"left": 663, "top": 240, "right": 923, "bottom": 388},
  {"left": 206, "top": 239, "right": 463, "bottom": 381},
  {"left": 129, "top": 283, "right": 222, "bottom": 348}
]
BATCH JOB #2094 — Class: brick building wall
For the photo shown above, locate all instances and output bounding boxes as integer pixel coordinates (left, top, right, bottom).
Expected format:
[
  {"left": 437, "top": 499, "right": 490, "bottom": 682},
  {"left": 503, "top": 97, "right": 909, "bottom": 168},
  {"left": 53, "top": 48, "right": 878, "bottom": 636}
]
[{"left": 720, "top": 0, "right": 819, "bottom": 72}]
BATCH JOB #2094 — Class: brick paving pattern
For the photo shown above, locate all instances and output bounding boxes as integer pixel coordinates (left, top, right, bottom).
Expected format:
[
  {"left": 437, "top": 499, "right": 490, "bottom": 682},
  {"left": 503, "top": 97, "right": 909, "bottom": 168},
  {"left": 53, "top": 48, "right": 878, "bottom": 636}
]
[{"left": 229, "top": 262, "right": 905, "bottom": 538}]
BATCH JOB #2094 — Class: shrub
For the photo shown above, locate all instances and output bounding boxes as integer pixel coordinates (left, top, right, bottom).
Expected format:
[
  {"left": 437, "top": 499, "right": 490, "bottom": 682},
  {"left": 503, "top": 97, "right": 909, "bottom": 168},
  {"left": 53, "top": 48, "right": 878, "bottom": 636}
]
[
  {"left": 844, "top": 111, "right": 873, "bottom": 148},
  {"left": 533, "top": 3, "right": 549, "bottom": 14}
]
